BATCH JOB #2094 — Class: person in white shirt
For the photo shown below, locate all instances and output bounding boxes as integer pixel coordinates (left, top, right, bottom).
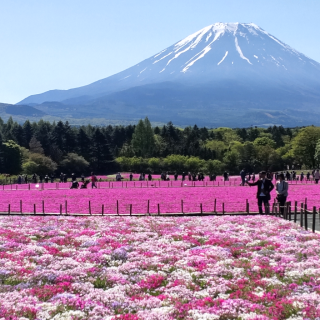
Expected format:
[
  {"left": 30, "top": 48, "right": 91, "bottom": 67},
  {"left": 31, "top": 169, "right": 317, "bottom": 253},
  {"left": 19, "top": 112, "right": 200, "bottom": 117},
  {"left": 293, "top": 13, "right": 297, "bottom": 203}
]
[{"left": 276, "top": 173, "right": 289, "bottom": 215}]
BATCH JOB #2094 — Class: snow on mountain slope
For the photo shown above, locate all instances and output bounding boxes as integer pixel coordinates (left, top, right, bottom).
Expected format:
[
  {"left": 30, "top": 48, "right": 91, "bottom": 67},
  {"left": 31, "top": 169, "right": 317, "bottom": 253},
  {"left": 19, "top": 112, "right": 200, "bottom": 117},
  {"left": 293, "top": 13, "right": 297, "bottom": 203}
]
[{"left": 19, "top": 22, "right": 320, "bottom": 105}]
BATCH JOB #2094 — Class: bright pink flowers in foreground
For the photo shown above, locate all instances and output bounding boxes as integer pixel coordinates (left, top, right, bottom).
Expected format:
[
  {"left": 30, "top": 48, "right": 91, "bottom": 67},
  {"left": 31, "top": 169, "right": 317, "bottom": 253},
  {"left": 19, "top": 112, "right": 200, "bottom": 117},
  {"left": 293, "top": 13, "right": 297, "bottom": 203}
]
[{"left": 0, "top": 216, "right": 319, "bottom": 319}]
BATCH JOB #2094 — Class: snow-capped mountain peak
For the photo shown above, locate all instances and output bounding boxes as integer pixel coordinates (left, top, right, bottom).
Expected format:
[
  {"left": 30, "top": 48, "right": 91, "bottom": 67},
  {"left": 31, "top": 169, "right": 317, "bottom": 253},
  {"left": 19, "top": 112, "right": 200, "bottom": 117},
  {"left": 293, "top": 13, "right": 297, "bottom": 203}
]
[{"left": 19, "top": 22, "right": 320, "bottom": 107}]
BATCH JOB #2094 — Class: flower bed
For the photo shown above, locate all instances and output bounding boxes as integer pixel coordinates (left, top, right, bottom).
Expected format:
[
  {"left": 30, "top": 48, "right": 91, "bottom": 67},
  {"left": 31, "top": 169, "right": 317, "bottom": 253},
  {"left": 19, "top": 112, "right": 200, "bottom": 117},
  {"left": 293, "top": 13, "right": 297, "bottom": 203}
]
[
  {"left": 0, "top": 216, "right": 320, "bottom": 319},
  {"left": 0, "top": 183, "right": 319, "bottom": 214}
]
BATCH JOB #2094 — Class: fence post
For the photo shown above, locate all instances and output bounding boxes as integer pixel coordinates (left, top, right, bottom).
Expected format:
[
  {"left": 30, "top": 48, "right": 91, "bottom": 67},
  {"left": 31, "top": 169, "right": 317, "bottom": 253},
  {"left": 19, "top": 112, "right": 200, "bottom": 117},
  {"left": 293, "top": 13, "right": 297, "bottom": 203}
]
[
  {"left": 34, "top": 204, "right": 36, "bottom": 215},
  {"left": 117, "top": 200, "right": 119, "bottom": 215},
  {"left": 312, "top": 206, "right": 316, "bottom": 233},
  {"left": 147, "top": 200, "right": 150, "bottom": 215},
  {"left": 89, "top": 201, "right": 92, "bottom": 215},
  {"left": 65, "top": 200, "right": 67, "bottom": 215},
  {"left": 222, "top": 203, "right": 225, "bottom": 214},
  {"left": 272, "top": 203, "right": 275, "bottom": 215},
  {"left": 20, "top": 200, "right": 22, "bottom": 214},
  {"left": 294, "top": 201, "right": 297, "bottom": 222},
  {"left": 283, "top": 203, "right": 288, "bottom": 220},
  {"left": 181, "top": 200, "right": 183, "bottom": 214},
  {"left": 157, "top": 204, "right": 160, "bottom": 215},
  {"left": 200, "top": 203, "right": 203, "bottom": 214},
  {"left": 305, "top": 198, "right": 307, "bottom": 211},
  {"left": 214, "top": 199, "right": 217, "bottom": 213},
  {"left": 246, "top": 202, "right": 249, "bottom": 214},
  {"left": 60, "top": 204, "right": 62, "bottom": 215},
  {"left": 8, "top": 204, "right": 10, "bottom": 214},
  {"left": 102, "top": 204, "right": 104, "bottom": 216},
  {"left": 130, "top": 204, "right": 132, "bottom": 216},
  {"left": 42, "top": 200, "right": 45, "bottom": 214},
  {"left": 300, "top": 203, "right": 304, "bottom": 228},
  {"left": 304, "top": 204, "right": 308, "bottom": 231},
  {"left": 288, "top": 202, "right": 291, "bottom": 221},
  {"left": 28, "top": 184, "right": 30, "bottom": 190}
]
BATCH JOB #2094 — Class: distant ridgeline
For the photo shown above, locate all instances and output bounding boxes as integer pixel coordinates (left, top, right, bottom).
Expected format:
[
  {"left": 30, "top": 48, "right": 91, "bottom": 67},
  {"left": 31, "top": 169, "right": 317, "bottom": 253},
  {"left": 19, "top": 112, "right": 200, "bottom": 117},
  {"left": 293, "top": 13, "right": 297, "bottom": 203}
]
[{"left": 0, "top": 117, "right": 319, "bottom": 176}]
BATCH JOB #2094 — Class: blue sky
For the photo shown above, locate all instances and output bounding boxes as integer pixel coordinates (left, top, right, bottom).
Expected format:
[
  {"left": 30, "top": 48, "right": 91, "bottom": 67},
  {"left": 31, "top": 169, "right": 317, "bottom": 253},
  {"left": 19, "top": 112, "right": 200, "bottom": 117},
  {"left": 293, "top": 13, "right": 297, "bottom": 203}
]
[{"left": 1, "top": 0, "right": 320, "bottom": 104}]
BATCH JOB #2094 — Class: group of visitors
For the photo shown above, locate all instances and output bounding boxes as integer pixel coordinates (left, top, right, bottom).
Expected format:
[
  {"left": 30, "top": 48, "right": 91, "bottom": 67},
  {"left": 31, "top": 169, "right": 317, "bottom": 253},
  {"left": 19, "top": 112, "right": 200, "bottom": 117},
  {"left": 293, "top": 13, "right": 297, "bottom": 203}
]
[
  {"left": 16, "top": 174, "right": 56, "bottom": 184},
  {"left": 70, "top": 172, "right": 97, "bottom": 189},
  {"left": 274, "top": 170, "right": 320, "bottom": 183},
  {"left": 246, "top": 171, "right": 288, "bottom": 215}
]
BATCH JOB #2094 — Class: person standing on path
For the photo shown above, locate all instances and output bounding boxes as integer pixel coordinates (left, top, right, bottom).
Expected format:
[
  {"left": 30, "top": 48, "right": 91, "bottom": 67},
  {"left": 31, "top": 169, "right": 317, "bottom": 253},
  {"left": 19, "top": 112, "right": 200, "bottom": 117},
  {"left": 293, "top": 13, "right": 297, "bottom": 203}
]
[
  {"left": 276, "top": 173, "right": 289, "bottom": 215},
  {"left": 240, "top": 169, "right": 246, "bottom": 186},
  {"left": 246, "top": 171, "right": 274, "bottom": 214},
  {"left": 91, "top": 172, "right": 97, "bottom": 188},
  {"left": 315, "top": 169, "right": 320, "bottom": 184}
]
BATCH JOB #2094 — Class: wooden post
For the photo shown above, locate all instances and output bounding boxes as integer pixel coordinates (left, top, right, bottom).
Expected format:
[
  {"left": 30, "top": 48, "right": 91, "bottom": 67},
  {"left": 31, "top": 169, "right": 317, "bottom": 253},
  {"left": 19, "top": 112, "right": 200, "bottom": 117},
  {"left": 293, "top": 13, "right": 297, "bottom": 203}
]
[
  {"left": 305, "top": 198, "right": 307, "bottom": 212},
  {"left": 102, "top": 204, "right": 104, "bottom": 216},
  {"left": 42, "top": 200, "right": 45, "bottom": 214},
  {"left": 89, "top": 201, "right": 92, "bottom": 215},
  {"left": 214, "top": 199, "right": 217, "bottom": 213},
  {"left": 117, "top": 200, "right": 119, "bottom": 215},
  {"left": 157, "top": 203, "right": 160, "bottom": 215},
  {"left": 20, "top": 200, "right": 22, "bottom": 214},
  {"left": 181, "top": 200, "right": 183, "bottom": 214},
  {"left": 246, "top": 202, "right": 249, "bottom": 214},
  {"left": 200, "top": 203, "right": 203, "bottom": 214},
  {"left": 8, "top": 204, "right": 10, "bottom": 214},
  {"left": 312, "top": 206, "right": 316, "bottom": 233},
  {"left": 65, "top": 200, "right": 67, "bottom": 215},
  {"left": 288, "top": 202, "right": 292, "bottom": 221},
  {"left": 300, "top": 203, "right": 304, "bottom": 228},
  {"left": 304, "top": 204, "right": 308, "bottom": 231},
  {"left": 222, "top": 203, "right": 225, "bottom": 214},
  {"left": 147, "top": 200, "right": 150, "bottom": 215},
  {"left": 60, "top": 204, "right": 62, "bottom": 215},
  {"left": 130, "top": 204, "right": 132, "bottom": 216},
  {"left": 28, "top": 184, "right": 30, "bottom": 190},
  {"left": 34, "top": 204, "right": 36, "bottom": 215},
  {"left": 272, "top": 203, "right": 275, "bottom": 215},
  {"left": 283, "top": 203, "right": 288, "bottom": 220},
  {"left": 294, "top": 201, "right": 297, "bottom": 222}
]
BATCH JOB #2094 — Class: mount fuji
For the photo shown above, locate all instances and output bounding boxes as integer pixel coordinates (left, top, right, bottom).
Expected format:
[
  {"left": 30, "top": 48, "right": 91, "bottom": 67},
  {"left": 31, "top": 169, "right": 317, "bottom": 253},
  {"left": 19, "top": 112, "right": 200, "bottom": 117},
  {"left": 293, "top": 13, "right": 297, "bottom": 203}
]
[{"left": 18, "top": 23, "right": 320, "bottom": 127}]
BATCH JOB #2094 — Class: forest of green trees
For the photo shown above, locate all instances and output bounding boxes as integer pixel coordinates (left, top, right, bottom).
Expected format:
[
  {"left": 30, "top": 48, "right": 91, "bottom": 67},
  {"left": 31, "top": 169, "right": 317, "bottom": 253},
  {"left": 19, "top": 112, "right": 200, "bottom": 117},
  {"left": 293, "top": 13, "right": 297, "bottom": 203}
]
[{"left": 1, "top": 116, "right": 320, "bottom": 176}]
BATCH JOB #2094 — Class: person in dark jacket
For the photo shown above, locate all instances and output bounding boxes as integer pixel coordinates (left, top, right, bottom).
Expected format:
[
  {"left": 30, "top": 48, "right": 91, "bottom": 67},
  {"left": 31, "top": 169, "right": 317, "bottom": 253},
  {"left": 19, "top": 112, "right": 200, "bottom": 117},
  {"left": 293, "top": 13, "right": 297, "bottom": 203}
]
[{"left": 246, "top": 171, "right": 274, "bottom": 214}]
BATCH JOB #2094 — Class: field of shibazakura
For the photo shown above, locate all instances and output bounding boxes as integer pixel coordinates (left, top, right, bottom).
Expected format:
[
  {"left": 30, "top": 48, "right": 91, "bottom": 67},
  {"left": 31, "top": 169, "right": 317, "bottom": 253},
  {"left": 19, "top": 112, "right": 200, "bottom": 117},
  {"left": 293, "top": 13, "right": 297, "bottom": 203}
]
[
  {"left": 0, "top": 182, "right": 319, "bottom": 214},
  {"left": 0, "top": 215, "right": 320, "bottom": 319}
]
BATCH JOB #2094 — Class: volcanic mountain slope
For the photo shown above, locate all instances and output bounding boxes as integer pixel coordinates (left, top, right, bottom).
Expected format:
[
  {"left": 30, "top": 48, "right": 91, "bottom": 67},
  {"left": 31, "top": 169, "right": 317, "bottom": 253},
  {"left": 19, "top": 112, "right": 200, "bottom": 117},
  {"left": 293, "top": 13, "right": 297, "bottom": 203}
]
[{"left": 18, "top": 23, "right": 320, "bottom": 127}]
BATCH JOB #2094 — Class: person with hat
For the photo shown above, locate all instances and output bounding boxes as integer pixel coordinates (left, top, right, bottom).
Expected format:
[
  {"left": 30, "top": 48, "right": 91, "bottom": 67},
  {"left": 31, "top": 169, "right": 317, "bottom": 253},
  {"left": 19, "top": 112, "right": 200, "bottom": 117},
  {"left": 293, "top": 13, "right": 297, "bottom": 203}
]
[{"left": 246, "top": 171, "right": 274, "bottom": 214}]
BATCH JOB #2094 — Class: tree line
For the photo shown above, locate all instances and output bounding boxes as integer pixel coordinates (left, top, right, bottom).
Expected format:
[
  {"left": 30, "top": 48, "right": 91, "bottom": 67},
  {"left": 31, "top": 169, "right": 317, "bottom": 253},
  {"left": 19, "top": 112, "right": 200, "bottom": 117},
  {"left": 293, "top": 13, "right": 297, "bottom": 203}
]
[{"left": 0, "top": 116, "right": 320, "bottom": 176}]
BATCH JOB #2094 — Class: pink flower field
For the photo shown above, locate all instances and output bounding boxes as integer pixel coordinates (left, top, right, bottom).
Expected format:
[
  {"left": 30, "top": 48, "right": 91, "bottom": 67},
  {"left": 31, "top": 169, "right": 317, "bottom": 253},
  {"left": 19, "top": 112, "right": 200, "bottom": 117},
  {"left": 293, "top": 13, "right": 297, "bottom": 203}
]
[
  {"left": 0, "top": 216, "right": 320, "bottom": 319},
  {"left": 0, "top": 183, "right": 319, "bottom": 214}
]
